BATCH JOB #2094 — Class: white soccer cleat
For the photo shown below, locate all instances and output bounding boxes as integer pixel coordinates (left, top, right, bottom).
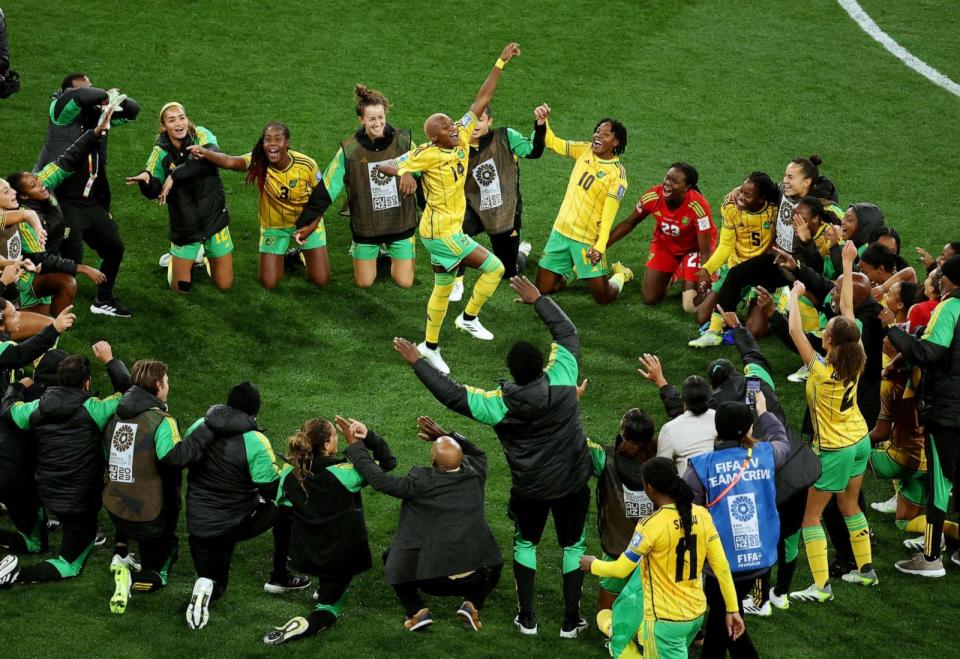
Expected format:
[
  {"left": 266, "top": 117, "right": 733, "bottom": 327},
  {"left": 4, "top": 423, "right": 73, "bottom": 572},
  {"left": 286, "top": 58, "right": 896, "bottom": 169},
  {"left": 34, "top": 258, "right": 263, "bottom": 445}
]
[
  {"left": 519, "top": 241, "right": 532, "bottom": 257},
  {"left": 186, "top": 577, "right": 214, "bottom": 629},
  {"left": 742, "top": 595, "right": 772, "bottom": 617},
  {"left": 787, "top": 364, "right": 809, "bottom": 383},
  {"left": 789, "top": 582, "right": 833, "bottom": 603},
  {"left": 688, "top": 331, "right": 723, "bottom": 349},
  {"left": 0, "top": 554, "right": 20, "bottom": 587},
  {"left": 870, "top": 494, "right": 897, "bottom": 514},
  {"left": 455, "top": 313, "right": 494, "bottom": 341},
  {"left": 110, "top": 554, "right": 132, "bottom": 614},
  {"left": 417, "top": 342, "right": 450, "bottom": 375},
  {"left": 158, "top": 252, "right": 172, "bottom": 268},
  {"left": 449, "top": 278, "right": 465, "bottom": 303},
  {"left": 768, "top": 587, "right": 790, "bottom": 610}
]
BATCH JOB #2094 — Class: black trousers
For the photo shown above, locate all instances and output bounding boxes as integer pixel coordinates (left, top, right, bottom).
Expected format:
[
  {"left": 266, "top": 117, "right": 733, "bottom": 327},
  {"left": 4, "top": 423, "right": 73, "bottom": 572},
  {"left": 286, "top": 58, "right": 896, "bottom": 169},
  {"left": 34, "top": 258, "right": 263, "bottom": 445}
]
[
  {"left": 702, "top": 575, "right": 760, "bottom": 659},
  {"left": 459, "top": 203, "right": 524, "bottom": 278},
  {"left": 716, "top": 253, "right": 790, "bottom": 311},
  {"left": 188, "top": 502, "right": 291, "bottom": 599},
  {"left": 109, "top": 509, "right": 179, "bottom": 586},
  {"left": 924, "top": 423, "right": 960, "bottom": 560},
  {"left": 59, "top": 199, "right": 124, "bottom": 299},
  {"left": 394, "top": 564, "right": 502, "bottom": 617},
  {"left": 0, "top": 474, "right": 46, "bottom": 553},
  {"left": 753, "top": 488, "right": 807, "bottom": 601},
  {"left": 16, "top": 506, "right": 98, "bottom": 584}
]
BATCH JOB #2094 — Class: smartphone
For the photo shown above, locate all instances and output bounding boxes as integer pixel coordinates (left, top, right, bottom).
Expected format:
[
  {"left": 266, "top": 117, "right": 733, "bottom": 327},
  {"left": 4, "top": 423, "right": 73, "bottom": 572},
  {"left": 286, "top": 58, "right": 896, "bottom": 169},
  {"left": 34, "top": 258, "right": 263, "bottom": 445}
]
[{"left": 746, "top": 377, "right": 761, "bottom": 408}]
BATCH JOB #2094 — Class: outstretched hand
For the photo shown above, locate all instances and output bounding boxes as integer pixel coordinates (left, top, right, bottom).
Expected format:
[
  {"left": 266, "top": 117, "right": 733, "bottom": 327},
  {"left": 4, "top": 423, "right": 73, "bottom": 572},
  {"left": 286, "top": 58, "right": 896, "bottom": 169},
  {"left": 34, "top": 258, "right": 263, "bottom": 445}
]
[
  {"left": 125, "top": 171, "right": 150, "bottom": 186},
  {"left": 334, "top": 415, "right": 367, "bottom": 445},
  {"left": 186, "top": 145, "right": 209, "bottom": 160},
  {"left": 393, "top": 337, "right": 421, "bottom": 365},
  {"left": 638, "top": 353, "right": 668, "bottom": 387},
  {"left": 417, "top": 416, "right": 445, "bottom": 442},
  {"left": 509, "top": 276, "right": 541, "bottom": 304},
  {"left": 53, "top": 305, "right": 76, "bottom": 334}
]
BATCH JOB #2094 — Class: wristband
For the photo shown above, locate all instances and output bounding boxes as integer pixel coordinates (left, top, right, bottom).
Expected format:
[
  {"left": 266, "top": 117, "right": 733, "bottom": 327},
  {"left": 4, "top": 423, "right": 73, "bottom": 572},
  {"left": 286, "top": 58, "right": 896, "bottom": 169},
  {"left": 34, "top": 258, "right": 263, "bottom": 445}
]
[{"left": 495, "top": 58, "right": 506, "bottom": 70}]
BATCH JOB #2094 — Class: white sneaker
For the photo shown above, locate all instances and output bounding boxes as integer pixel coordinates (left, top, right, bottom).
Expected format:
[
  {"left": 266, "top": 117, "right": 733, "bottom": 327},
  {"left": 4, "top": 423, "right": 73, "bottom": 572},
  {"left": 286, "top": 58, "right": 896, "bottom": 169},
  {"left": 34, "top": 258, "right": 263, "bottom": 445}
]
[
  {"left": 186, "top": 577, "right": 214, "bottom": 629},
  {"left": 519, "top": 241, "right": 532, "bottom": 257},
  {"left": 870, "top": 494, "right": 897, "bottom": 514},
  {"left": 769, "top": 587, "right": 790, "bottom": 610},
  {"left": 449, "top": 278, "right": 465, "bottom": 303},
  {"left": 903, "top": 535, "right": 945, "bottom": 552},
  {"left": 688, "top": 331, "right": 723, "bottom": 348},
  {"left": 158, "top": 252, "right": 172, "bottom": 268},
  {"left": 895, "top": 553, "right": 945, "bottom": 578},
  {"left": 789, "top": 582, "right": 833, "bottom": 603},
  {"left": 455, "top": 312, "right": 494, "bottom": 341},
  {"left": 742, "top": 595, "right": 771, "bottom": 617},
  {"left": 787, "top": 364, "right": 809, "bottom": 383},
  {"left": 417, "top": 342, "right": 450, "bottom": 375}
]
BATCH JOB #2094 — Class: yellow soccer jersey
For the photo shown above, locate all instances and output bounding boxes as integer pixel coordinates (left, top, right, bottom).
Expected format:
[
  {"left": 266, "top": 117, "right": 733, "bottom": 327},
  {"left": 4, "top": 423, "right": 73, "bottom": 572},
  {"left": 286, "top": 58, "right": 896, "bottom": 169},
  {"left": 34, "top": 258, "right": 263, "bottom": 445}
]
[
  {"left": 241, "top": 150, "right": 320, "bottom": 229},
  {"left": 545, "top": 122, "right": 627, "bottom": 252},
  {"left": 702, "top": 201, "right": 776, "bottom": 273},
  {"left": 592, "top": 504, "right": 737, "bottom": 622},
  {"left": 395, "top": 111, "right": 476, "bottom": 239},
  {"left": 806, "top": 355, "right": 869, "bottom": 451}
]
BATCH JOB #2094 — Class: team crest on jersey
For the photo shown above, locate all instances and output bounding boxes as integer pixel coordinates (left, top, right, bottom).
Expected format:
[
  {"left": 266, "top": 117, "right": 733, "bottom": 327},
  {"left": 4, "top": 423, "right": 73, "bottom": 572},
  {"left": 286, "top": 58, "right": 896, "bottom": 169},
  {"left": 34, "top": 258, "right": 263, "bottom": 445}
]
[
  {"left": 682, "top": 218, "right": 690, "bottom": 226},
  {"left": 596, "top": 171, "right": 606, "bottom": 179},
  {"left": 763, "top": 222, "right": 771, "bottom": 229},
  {"left": 288, "top": 180, "right": 298, "bottom": 188},
  {"left": 456, "top": 150, "right": 465, "bottom": 160}
]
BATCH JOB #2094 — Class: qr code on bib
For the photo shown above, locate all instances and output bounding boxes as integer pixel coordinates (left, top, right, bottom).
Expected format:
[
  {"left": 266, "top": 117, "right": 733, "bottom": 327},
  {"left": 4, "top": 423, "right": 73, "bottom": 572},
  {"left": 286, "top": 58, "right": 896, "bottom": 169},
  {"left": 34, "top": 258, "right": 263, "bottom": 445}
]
[
  {"left": 373, "top": 194, "right": 399, "bottom": 210},
  {"left": 109, "top": 464, "right": 133, "bottom": 482},
  {"left": 734, "top": 533, "right": 760, "bottom": 550}
]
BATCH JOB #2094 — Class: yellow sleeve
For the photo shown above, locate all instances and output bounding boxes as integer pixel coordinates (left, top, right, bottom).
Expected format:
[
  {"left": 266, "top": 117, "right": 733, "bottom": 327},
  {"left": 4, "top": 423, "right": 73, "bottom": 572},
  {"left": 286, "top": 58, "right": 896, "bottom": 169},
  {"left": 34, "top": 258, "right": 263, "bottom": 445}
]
[
  {"left": 703, "top": 514, "right": 739, "bottom": 613},
  {"left": 241, "top": 152, "right": 252, "bottom": 169},
  {"left": 544, "top": 121, "right": 588, "bottom": 159},
  {"left": 457, "top": 110, "right": 478, "bottom": 145},
  {"left": 595, "top": 177, "right": 627, "bottom": 253},
  {"left": 394, "top": 145, "right": 432, "bottom": 176},
  {"left": 590, "top": 552, "right": 639, "bottom": 579},
  {"left": 702, "top": 203, "right": 737, "bottom": 273}
]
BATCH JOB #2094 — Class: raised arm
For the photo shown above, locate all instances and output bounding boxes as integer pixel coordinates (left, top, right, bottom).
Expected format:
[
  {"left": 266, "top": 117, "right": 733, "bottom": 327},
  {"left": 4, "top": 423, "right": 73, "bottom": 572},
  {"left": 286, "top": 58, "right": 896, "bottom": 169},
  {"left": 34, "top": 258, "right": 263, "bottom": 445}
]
[
  {"left": 469, "top": 43, "right": 520, "bottom": 119},
  {"left": 840, "top": 240, "right": 857, "bottom": 321},
  {"left": 185, "top": 144, "right": 248, "bottom": 171},
  {"left": 787, "top": 281, "right": 818, "bottom": 365}
]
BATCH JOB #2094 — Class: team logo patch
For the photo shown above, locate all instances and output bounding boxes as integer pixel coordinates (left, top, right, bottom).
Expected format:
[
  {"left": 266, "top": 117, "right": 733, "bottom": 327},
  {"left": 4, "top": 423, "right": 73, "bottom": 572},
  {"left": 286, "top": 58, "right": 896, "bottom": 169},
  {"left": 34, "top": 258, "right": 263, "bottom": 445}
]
[
  {"left": 459, "top": 113, "right": 473, "bottom": 126},
  {"left": 762, "top": 222, "right": 771, "bottom": 229},
  {"left": 629, "top": 530, "right": 643, "bottom": 548},
  {"left": 456, "top": 150, "right": 465, "bottom": 160},
  {"left": 682, "top": 218, "right": 690, "bottom": 226},
  {"left": 395, "top": 153, "right": 410, "bottom": 164},
  {"left": 288, "top": 179, "right": 298, "bottom": 188},
  {"left": 596, "top": 170, "right": 606, "bottom": 179}
]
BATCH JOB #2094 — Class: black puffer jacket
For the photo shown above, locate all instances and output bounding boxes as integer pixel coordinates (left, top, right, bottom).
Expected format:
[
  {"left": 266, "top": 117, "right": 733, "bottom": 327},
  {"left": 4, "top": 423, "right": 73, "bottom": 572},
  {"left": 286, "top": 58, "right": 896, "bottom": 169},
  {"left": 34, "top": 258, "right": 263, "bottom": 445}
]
[
  {"left": 414, "top": 297, "right": 591, "bottom": 500},
  {"left": 184, "top": 404, "right": 277, "bottom": 538},
  {"left": 137, "top": 126, "right": 230, "bottom": 245}
]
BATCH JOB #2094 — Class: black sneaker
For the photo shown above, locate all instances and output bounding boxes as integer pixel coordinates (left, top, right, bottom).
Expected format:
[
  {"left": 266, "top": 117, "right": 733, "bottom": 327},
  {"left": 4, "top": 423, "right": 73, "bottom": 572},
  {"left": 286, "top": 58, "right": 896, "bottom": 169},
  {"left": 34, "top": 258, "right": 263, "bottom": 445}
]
[
  {"left": 514, "top": 611, "right": 537, "bottom": 635},
  {"left": 559, "top": 616, "right": 588, "bottom": 639},
  {"left": 263, "top": 574, "right": 311, "bottom": 594},
  {"left": 90, "top": 297, "right": 133, "bottom": 318},
  {"left": 284, "top": 248, "right": 304, "bottom": 269}
]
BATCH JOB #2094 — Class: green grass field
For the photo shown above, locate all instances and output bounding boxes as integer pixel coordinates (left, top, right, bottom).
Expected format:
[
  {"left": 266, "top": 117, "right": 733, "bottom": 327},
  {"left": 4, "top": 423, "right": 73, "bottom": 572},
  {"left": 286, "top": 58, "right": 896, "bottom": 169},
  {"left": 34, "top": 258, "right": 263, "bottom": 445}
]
[{"left": 1, "top": 1, "right": 958, "bottom": 656}]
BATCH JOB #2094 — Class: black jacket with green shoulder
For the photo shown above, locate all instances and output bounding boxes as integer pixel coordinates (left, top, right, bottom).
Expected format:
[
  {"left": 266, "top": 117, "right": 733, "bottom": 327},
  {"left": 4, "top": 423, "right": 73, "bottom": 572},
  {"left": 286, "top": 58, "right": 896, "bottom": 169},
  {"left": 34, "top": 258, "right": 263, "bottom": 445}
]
[{"left": 414, "top": 296, "right": 590, "bottom": 500}]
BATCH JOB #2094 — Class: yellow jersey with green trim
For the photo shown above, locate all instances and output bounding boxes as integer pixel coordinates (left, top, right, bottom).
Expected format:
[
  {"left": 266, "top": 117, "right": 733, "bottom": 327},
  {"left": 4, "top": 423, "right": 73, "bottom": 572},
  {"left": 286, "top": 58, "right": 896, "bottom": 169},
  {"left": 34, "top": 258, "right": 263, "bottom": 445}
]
[
  {"left": 702, "top": 201, "right": 776, "bottom": 273},
  {"left": 395, "top": 111, "right": 476, "bottom": 239},
  {"left": 241, "top": 150, "right": 320, "bottom": 230},
  {"left": 805, "top": 355, "right": 868, "bottom": 450},
  {"left": 545, "top": 122, "right": 627, "bottom": 252}
]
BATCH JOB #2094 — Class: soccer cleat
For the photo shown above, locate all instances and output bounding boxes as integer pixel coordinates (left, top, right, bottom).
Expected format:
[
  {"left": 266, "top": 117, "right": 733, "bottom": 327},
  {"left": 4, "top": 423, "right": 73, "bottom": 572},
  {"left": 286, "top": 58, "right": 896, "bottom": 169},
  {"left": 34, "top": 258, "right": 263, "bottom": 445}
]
[
  {"left": 456, "top": 601, "right": 482, "bottom": 631},
  {"left": 519, "top": 241, "right": 533, "bottom": 257},
  {"left": 952, "top": 550, "right": 960, "bottom": 567},
  {"left": 742, "top": 595, "right": 772, "bottom": 617},
  {"left": 455, "top": 313, "right": 494, "bottom": 341},
  {"left": 449, "top": 278, "right": 465, "bottom": 303},
  {"left": 688, "top": 331, "right": 723, "bottom": 348},
  {"left": 514, "top": 611, "right": 538, "bottom": 636},
  {"left": 195, "top": 245, "right": 206, "bottom": 267},
  {"left": 841, "top": 567, "right": 879, "bottom": 587},
  {"left": 110, "top": 554, "right": 132, "bottom": 614},
  {"left": 94, "top": 530, "right": 108, "bottom": 546},
  {"left": 90, "top": 297, "right": 133, "bottom": 318},
  {"left": 895, "top": 553, "right": 945, "bottom": 578},
  {"left": 789, "top": 583, "right": 834, "bottom": 603},
  {"left": 186, "top": 577, "right": 214, "bottom": 629},
  {"left": 870, "top": 494, "right": 897, "bottom": 514},
  {"left": 263, "top": 574, "right": 311, "bottom": 594},
  {"left": 768, "top": 588, "right": 790, "bottom": 611},
  {"left": 0, "top": 554, "right": 20, "bottom": 588},
  {"left": 559, "top": 616, "right": 588, "bottom": 639},
  {"left": 404, "top": 608, "right": 434, "bottom": 632},
  {"left": 263, "top": 616, "right": 311, "bottom": 645},
  {"left": 610, "top": 261, "right": 634, "bottom": 282},
  {"left": 787, "top": 364, "right": 809, "bottom": 383},
  {"left": 903, "top": 535, "right": 944, "bottom": 552},
  {"left": 158, "top": 252, "right": 172, "bottom": 268},
  {"left": 417, "top": 342, "right": 450, "bottom": 375}
]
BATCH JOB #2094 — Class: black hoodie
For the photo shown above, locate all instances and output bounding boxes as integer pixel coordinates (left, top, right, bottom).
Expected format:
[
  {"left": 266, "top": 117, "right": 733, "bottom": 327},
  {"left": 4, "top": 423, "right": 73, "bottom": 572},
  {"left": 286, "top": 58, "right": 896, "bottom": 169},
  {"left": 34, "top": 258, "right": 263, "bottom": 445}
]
[{"left": 827, "top": 202, "right": 885, "bottom": 274}]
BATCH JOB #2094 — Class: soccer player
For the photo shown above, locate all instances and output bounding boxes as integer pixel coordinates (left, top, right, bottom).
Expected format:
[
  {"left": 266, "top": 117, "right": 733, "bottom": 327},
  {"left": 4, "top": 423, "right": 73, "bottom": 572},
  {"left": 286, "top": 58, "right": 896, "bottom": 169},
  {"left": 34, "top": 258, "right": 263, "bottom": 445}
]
[
  {"left": 321, "top": 84, "right": 419, "bottom": 289},
  {"left": 606, "top": 163, "right": 714, "bottom": 311},
  {"left": 126, "top": 102, "right": 234, "bottom": 292},
  {"left": 187, "top": 123, "right": 332, "bottom": 289},
  {"left": 688, "top": 171, "right": 779, "bottom": 347},
  {"left": 787, "top": 251, "right": 877, "bottom": 603},
  {"left": 533, "top": 105, "right": 632, "bottom": 305},
  {"left": 377, "top": 42, "right": 521, "bottom": 374},
  {"left": 261, "top": 416, "right": 396, "bottom": 645},
  {"left": 448, "top": 104, "right": 547, "bottom": 300},
  {"left": 0, "top": 342, "right": 130, "bottom": 587},
  {"left": 35, "top": 73, "right": 140, "bottom": 317},
  {"left": 394, "top": 276, "right": 593, "bottom": 638},
  {"left": 581, "top": 457, "right": 745, "bottom": 659}
]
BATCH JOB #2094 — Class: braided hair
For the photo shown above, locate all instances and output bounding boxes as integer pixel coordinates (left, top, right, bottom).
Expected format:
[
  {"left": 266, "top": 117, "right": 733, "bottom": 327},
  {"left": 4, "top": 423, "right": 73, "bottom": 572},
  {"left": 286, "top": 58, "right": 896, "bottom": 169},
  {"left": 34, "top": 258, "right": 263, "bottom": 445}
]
[
  {"left": 669, "top": 162, "right": 700, "bottom": 192},
  {"left": 642, "top": 457, "right": 696, "bottom": 562},
  {"left": 745, "top": 170, "right": 781, "bottom": 205},
  {"left": 246, "top": 122, "right": 290, "bottom": 192},
  {"left": 594, "top": 117, "right": 628, "bottom": 155}
]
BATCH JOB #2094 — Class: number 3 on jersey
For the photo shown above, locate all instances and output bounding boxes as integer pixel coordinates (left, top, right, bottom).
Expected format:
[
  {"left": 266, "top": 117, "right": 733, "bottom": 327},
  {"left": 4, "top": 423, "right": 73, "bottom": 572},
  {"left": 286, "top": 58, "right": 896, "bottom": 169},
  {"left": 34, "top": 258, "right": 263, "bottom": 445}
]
[{"left": 278, "top": 185, "right": 290, "bottom": 200}]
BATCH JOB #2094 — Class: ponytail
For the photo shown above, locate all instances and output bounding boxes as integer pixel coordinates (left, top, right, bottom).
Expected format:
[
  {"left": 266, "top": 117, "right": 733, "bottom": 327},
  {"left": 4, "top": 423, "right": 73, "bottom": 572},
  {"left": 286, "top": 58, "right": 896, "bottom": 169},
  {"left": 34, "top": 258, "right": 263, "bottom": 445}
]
[
  {"left": 285, "top": 417, "right": 334, "bottom": 494},
  {"left": 354, "top": 83, "right": 391, "bottom": 117},
  {"left": 642, "top": 457, "right": 695, "bottom": 556},
  {"left": 825, "top": 317, "right": 865, "bottom": 385}
]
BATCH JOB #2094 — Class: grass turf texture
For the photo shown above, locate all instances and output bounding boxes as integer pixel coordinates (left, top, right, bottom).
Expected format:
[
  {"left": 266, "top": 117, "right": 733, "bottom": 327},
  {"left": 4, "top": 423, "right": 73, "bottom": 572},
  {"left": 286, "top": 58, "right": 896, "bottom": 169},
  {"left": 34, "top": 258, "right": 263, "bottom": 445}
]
[{"left": 0, "top": 1, "right": 957, "bottom": 656}]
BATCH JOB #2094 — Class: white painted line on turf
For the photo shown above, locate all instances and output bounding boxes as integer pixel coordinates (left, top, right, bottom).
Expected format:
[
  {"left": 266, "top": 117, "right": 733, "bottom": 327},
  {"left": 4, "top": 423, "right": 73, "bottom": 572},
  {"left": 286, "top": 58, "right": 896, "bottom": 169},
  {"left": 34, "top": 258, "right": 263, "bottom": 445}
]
[{"left": 838, "top": 0, "right": 960, "bottom": 97}]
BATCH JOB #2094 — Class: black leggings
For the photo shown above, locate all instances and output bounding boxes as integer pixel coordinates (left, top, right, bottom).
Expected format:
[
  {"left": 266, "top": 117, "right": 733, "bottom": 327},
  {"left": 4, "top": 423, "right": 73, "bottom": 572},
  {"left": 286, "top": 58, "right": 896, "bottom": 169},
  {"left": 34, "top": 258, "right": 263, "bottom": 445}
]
[
  {"left": 924, "top": 423, "right": 960, "bottom": 560},
  {"left": 0, "top": 474, "right": 46, "bottom": 553},
  {"left": 716, "top": 253, "right": 789, "bottom": 311},
  {"left": 393, "top": 564, "right": 502, "bottom": 617},
  {"left": 59, "top": 200, "right": 125, "bottom": 299},
  {"left": 16, "top": 507, "right": 98, "bottom": 584},
  {"left": 702, "top": 574, "right": 760, "bottom": 659},
  {"left": 188, "top": 502, "right": 291, "bottom": 599},
  {"left": 458, "top": 205, "right": 524, "bottom": 278}
]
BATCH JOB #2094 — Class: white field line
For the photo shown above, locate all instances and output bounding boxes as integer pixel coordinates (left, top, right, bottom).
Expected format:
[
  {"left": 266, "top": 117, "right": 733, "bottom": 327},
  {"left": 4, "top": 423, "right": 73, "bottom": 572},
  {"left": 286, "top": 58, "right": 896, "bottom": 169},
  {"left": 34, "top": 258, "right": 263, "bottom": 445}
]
[{"left": 838, "top": 0, "right": 960, "bottom": 97}]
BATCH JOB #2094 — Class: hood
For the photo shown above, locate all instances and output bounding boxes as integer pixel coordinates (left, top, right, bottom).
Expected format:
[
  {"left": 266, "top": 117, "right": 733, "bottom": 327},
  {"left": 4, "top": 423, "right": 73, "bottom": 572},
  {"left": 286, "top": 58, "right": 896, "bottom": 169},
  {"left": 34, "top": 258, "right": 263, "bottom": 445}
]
[
  {"left": 204, "top": 403, "right": 257, "bottom": 436},
  {"left": 849, "top": 203, "right": 884, "bottom": 246},
  {"left": 117, "top": 385, "right": 166, "bottom": 420},
  {"left": 27, "top": 349, "right": 68, "bottom": 402},
  {"left": 499, "top": 376, "right": 550, "bottom": 420},
  {"left": 710, "top": 374, "right": 746, "bottom": 408},
  {"left": 37, "top": 386, "right": 94, "bottom": 419},
  {"left": 811, "top": 175, "right": 840, "bottom": 203},
  {"left": 613, "top": 449, "right": 646, "bottom": 491},
  {"left": 355, "top": 123, "right": 397, "bottom": 152}
]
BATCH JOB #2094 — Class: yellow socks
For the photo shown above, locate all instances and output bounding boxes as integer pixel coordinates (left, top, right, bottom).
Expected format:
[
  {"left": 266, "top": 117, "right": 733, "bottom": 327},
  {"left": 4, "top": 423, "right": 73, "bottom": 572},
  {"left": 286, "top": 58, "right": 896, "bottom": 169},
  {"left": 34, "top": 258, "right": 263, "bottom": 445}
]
[
  {"left": 425, "top": 273, "right": 455, "bottom": 344},
  {"left": 464, "top": 255, "right": 504, "bottom": 317},
  {"left": 802, "top": 525, "right": 829, "bottom": 587},
  {"left": 844, "top": 513, "right": 872, "bottom": 569}
]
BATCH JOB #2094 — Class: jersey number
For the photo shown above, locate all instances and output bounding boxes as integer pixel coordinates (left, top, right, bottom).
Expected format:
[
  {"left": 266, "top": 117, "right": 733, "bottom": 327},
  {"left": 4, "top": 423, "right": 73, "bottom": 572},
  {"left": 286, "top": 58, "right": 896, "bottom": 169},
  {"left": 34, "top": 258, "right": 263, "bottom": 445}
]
[
  {"left": 660, "top": 223, "right": 681, "bottom": 238},
  {"left": 840, "top": 384, "right": 855, "bottom": 412},
  {"left": 450, "top": 167, "right": 460, "bottom": 183},
  {"left": 751, "top": 231, "right": 762, "bottom": 247},
  {"left": 674, "top": 534, "right": 698, "bottom": 582},
  {"left": 278, "top": 185, "right": 290, "bottom": 200},
  {"left": 577, "top": 171, "right": 596, "bottom": 191}
]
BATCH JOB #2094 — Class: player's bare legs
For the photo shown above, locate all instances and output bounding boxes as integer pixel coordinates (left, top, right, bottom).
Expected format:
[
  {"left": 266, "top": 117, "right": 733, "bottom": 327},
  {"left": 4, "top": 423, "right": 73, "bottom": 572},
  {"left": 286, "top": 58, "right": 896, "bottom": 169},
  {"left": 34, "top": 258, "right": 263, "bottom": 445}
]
[
  {"left": 535, "top": 267, "right": 565, "bottom": 294},
  {"left": 641, "top": 268, "right": 672, "bottom": 305},
  {"left": 303, "top": 247, "right": 330, "bottom": 287},
  {"left": 259, "top": 253, "right": 284, "bottom": 289},
  {"left": 696, "top": 289, "right": 719, "bottom": 325},
  {"left": 587, "top": 276, "right": 621, "bottom": 305}
]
